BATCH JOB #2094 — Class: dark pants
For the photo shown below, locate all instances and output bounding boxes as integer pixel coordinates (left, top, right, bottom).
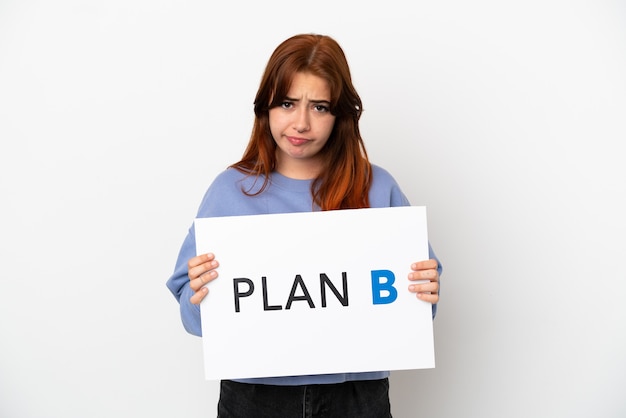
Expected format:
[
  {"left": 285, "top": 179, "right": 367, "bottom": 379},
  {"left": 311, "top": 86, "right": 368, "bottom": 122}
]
[{"left": 217, "top": 378, "right": 392, "bottom": 418}]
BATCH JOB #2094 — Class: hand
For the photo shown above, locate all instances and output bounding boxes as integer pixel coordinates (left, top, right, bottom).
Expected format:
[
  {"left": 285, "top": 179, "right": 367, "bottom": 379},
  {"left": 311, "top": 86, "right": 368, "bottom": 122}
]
[
  {"left": 408, "top": 259, "right": 439, "bottom": 303},
  {"left": 187, "top": 253, "right": 219, "bottom": 305}
]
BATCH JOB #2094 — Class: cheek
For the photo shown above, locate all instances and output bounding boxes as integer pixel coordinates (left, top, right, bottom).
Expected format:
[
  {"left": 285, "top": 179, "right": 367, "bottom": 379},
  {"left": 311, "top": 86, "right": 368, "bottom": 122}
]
[
  {"left": 320, "top": 119, "right": 336, "bottom": 139},
  {"left": 268, "top": 112, "right": 282, "bottom": 140}
]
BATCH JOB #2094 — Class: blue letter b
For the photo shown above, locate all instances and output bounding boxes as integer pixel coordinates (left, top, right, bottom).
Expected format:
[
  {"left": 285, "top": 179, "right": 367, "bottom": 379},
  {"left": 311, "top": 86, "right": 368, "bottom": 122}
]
[{"left": 371, "top": 270, "right": 398, "bottom": 305}]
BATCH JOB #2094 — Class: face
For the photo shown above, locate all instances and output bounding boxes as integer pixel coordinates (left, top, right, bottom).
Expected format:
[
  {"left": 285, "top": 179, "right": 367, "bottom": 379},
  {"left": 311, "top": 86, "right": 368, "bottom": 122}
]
[{"left": 269, "top": 72, "right": 336, "bottom": 179}]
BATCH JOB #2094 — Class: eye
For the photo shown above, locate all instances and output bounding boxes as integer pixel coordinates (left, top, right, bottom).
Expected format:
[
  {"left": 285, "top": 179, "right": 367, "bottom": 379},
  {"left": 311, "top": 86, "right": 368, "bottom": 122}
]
[
  {"left": 280, "top": 101, "right": 294, "bottom": 109},
  {"left": 314, "top": 104, "right": 330, "bottom": 113}
]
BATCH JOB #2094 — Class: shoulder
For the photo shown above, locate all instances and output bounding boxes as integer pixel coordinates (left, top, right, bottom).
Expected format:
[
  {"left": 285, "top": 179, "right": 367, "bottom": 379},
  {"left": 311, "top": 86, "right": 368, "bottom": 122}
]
[
  {"left": 196, "top": 168, "right": 264, "bottom": 217},
  {"left": 204, "top": 167, "right": 265, "bottom": 194},
  {"left": 371, "top": 164, "right": 398, "bottom": 184},
  {"left": 211, "top": 166, "right": 250, "bottom": 183},
  {"left": 201, "top": 168, "right": 245, "bottom": 198},
  {"left": 369, "top": 164, "right": 411, "bottom": 207}
]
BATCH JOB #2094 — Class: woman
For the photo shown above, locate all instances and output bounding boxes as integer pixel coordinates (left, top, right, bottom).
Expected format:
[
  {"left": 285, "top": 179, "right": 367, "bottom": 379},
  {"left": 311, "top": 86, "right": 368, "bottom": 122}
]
[{"left": 166, "top": 33, "right": 441, "bottom": 417}]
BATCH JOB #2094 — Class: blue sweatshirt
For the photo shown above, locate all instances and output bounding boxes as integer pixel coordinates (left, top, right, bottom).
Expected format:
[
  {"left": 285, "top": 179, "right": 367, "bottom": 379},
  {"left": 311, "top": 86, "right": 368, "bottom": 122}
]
[{"left": 166, "top": 164, "right": 440, "bottom": 385}]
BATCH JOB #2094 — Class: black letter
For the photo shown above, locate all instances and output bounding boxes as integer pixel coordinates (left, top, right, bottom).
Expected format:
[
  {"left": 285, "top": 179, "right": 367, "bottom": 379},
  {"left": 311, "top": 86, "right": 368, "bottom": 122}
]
[
  {"left": 233, "top": 278, "right": 254, "bottom": 313},
  {"left": 285, "top": 274, "right": 315, "bottom": 309},
  {"left": 262, "top": 276, "right": 282, "bottom": 311},
  {"left": 320, "top": 272, "right": 349, "bottom": 307}
]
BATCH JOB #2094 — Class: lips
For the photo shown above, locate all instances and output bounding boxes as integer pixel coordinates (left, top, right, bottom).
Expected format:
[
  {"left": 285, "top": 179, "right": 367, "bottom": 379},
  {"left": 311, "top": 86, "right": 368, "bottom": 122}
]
[{"left": 286, "top": 136, "right": 310, "bottom": 146}]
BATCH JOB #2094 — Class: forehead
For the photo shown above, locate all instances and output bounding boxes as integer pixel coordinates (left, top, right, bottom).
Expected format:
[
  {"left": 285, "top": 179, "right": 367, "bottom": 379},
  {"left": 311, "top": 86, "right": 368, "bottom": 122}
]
[{"left": 286, "top": 72, "right": 331, "bottom": 99}]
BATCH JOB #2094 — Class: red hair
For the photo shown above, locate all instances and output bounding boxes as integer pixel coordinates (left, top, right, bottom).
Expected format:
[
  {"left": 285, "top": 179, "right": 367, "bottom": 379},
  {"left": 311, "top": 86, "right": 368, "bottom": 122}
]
[{"left": 230, "top": 34, "right": 372, "bottom": 210}]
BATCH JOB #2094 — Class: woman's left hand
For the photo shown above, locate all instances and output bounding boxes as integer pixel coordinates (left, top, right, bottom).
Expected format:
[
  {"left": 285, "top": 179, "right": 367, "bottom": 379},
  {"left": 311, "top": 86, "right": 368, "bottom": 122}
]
[{"left": 408, "top": 259, "right": 440, "bottom": 303}]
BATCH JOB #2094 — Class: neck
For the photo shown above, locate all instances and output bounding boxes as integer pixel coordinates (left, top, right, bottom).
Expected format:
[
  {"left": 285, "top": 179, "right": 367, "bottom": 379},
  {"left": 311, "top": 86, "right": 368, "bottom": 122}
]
[{"left": 275, "top": 155, "right": 322, "bottom": 180}]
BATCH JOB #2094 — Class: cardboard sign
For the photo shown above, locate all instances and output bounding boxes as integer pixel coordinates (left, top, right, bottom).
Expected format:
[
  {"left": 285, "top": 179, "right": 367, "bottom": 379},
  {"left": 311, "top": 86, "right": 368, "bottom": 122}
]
[{"left": 195, "top": 206, "right": 434, "bottom": 380}]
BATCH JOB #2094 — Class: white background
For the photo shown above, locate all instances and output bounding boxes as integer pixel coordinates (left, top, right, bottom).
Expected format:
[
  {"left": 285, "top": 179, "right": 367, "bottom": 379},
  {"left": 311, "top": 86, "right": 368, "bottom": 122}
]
[{"left": 1, "top": 1, "right": 624, "bottom": 417}]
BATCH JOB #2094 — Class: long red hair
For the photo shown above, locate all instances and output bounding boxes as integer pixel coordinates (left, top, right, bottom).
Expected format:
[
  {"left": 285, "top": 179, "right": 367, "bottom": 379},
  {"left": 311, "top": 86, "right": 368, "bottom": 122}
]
[{"left": 230, "top": 34, "right": 372, "bottom": 210}]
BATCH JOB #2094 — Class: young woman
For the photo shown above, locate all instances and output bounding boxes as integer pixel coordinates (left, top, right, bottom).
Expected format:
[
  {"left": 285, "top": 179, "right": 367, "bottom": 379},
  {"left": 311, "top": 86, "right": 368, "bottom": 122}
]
[{"left": 166, "top": 33, "right": 441, "bottom": 417}]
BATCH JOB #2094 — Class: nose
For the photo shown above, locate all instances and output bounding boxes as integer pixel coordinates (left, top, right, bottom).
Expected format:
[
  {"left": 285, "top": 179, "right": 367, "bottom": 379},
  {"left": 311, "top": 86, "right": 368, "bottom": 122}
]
[{"left": 294, "top": 107, "right": 310, "bottom": 133}]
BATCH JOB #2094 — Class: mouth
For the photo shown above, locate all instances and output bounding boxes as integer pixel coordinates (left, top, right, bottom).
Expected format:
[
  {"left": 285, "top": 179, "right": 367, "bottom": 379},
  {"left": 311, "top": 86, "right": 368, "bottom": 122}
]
[{"left": 286, "top": 136, "right": 310, "bottom": 146}]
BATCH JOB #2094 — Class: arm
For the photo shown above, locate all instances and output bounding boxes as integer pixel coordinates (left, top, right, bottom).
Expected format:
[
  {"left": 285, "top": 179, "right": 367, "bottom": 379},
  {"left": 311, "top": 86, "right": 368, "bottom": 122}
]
[
  {"left": 165, "top": 226, "right": 219, "bottom": 336},
  {"left": 165, "top": 171, "right": 233, "bottom": 336}
]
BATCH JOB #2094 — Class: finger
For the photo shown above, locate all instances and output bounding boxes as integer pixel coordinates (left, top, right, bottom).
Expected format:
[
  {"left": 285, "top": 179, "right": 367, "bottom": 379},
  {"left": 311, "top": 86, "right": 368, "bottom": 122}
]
[
  {"left": 190, "top": 269, "right": 219, "bottom": 291},
  {"left": 417, "top": 292, "right": 439, "bottom": 304},
  {"left": 190, "top": 286, "right": 209, "bottom": 305},
  {"left": 409, "top": 280, "right": 438, "bottom": 293},
  {"left": 188, "top": 258, "right": 219, "bottom": 282},
  {"left": 409, "top": 281, "right": 439, "bottom": 303},
  {"left": 188, "top": 253, "right": 215, "bottom": 270},
  {"left": 411, "top": 259, "right": 438, "bottom": 271},
  {"left": 408, "top": 269, "right": 439, "bottom": 282}
]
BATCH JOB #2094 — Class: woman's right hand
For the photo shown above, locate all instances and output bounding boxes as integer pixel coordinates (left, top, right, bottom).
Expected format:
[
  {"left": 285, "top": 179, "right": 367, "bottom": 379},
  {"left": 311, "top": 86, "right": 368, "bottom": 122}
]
[{"left": 187, "top": 253, "right": 219, "bottom": 305}]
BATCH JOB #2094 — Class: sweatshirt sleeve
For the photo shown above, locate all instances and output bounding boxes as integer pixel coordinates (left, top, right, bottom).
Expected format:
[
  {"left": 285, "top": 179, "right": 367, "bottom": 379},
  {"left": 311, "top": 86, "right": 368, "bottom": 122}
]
[
  {"left": 166, "top": 169, "right": 251, "bottom": 337},
  {"left": 165, "top": 224, "right": 203, "bottom": 336}
]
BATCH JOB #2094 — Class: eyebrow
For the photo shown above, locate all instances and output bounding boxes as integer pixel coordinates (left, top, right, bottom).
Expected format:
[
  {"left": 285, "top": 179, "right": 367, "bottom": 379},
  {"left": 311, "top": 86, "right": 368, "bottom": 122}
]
[{"left": 284, "top": 96, "right": 331, "bottom": 105}]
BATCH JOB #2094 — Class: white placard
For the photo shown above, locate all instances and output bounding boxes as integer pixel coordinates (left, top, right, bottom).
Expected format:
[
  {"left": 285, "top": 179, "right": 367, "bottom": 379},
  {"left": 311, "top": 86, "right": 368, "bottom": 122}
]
[{"left": 195, "top": 206, "right": 434, "bottom": 380}]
